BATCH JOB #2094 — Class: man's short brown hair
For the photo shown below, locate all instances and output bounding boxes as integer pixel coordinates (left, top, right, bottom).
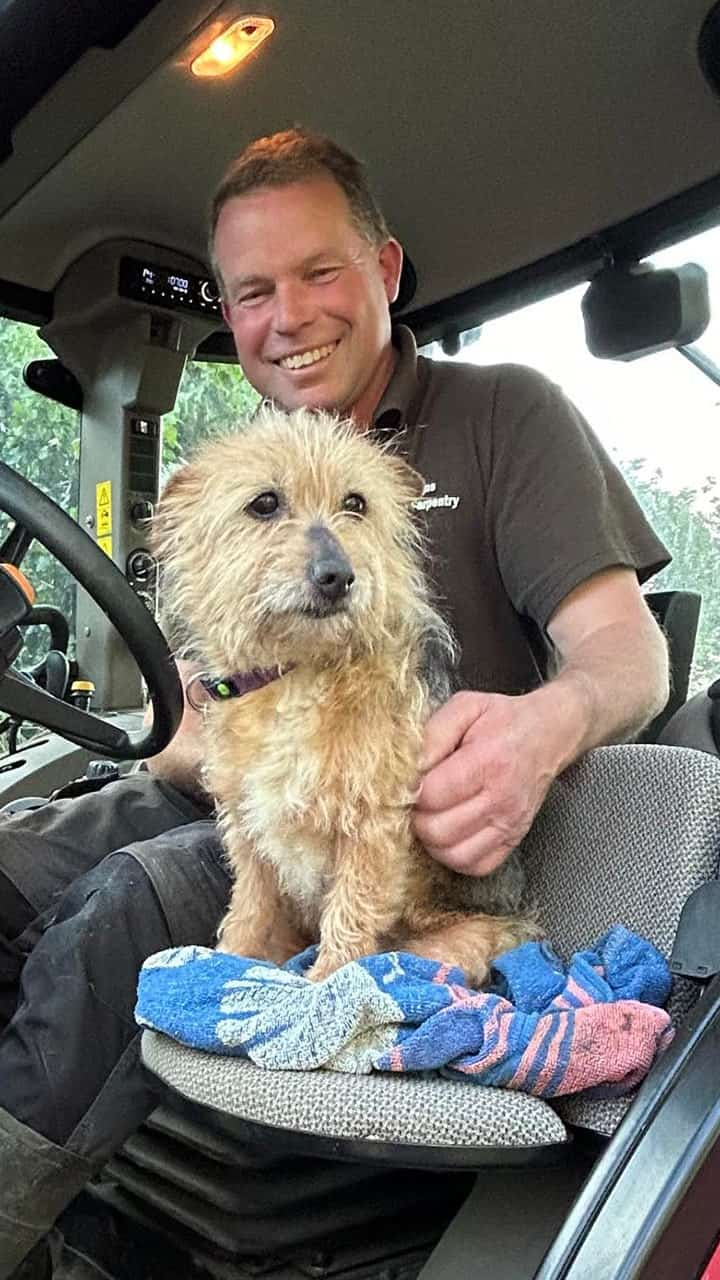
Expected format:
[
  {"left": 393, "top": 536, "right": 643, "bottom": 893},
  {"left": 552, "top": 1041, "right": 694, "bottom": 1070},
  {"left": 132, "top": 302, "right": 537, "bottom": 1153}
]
[{"left": 209, "top": 128, "right": 390, "bottom": 282}]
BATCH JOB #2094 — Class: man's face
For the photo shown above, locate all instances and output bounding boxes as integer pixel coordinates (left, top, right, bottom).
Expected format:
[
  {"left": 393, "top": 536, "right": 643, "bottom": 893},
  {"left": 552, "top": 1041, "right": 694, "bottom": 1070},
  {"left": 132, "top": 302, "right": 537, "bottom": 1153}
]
[{"left": 213, "top": 176, "right": 403, "bottom": 420}]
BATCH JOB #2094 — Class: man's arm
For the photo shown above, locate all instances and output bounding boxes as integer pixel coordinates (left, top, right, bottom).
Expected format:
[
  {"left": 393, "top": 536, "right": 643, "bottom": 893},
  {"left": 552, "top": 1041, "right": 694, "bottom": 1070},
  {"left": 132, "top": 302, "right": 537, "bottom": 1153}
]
[
  {"left": 413, "top": 566, "right": 669, "bottom": 877},
  {"left": 145, "top": 659, "right": 209, "bottom": 799}
]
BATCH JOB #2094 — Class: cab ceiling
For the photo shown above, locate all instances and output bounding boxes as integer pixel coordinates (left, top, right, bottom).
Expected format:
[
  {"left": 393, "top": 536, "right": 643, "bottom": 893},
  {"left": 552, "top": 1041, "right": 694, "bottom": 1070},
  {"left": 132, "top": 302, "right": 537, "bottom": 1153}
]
[{"left": 1, "top": 0, "right": 720, "bottom": 316}]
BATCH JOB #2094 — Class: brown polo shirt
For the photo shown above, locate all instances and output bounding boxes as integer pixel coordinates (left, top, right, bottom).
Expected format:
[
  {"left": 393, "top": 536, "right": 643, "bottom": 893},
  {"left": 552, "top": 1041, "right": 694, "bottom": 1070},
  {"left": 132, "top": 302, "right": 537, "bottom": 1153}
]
[{"left": 373, "top": 326, "right": 670, "bottom": 694}]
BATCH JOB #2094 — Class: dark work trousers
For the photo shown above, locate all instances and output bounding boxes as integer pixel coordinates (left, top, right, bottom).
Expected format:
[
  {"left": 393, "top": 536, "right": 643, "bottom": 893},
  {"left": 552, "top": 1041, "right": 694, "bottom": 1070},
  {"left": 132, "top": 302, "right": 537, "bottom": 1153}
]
[
  {"left": 0, "top": 777, "right": 475, "bottom": 1280},
  {"left": 0, "top": 774, "right": 230, "bottom": 1166}
]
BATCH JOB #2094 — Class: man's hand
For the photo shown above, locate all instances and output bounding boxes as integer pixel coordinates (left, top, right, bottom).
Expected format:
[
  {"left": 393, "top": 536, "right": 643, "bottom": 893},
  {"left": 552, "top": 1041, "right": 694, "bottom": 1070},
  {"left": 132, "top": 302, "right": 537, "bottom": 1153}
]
[
  {"left": 413, "top": 567, "right": 669, "bottom": 878},
  {"left": 413, "top": 690, "right": 559, "bottom": 876},
  {"left": 145, "top": 659, "right": 208, "bottom": 799}
]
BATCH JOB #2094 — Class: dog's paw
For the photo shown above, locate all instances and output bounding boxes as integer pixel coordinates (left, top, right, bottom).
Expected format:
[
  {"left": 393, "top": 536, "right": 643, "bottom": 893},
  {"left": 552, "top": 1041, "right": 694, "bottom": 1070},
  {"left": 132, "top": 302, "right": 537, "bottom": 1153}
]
[
  {"left": 216, "top": 927, "right": 267, "bottom": 959},
  {"left": 305, "top": 953, "right": 346, "bottom": 982}
]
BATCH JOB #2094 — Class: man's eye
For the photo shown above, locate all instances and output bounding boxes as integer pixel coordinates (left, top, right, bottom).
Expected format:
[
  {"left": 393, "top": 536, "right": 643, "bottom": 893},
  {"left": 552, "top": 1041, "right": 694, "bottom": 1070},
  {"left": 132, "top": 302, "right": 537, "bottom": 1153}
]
[
  {"left": 235, "top": 289, "right": 271, "bottom": 308},
  {"left": 342, "top": 493, "right": 367, "bottom": 516},
  {"left": 309, "top": 266, "right": 341, "bottom": 283},
  {"left": 247, "top": 491, "right": 280, "bottom": 518}
]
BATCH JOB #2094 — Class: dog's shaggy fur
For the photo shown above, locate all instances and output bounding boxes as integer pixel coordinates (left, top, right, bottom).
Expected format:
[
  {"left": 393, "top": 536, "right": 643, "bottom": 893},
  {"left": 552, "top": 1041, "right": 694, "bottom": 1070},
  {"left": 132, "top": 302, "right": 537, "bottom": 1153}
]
[{"left": 152, "top": 407, "right": 539, "bottom": 984}]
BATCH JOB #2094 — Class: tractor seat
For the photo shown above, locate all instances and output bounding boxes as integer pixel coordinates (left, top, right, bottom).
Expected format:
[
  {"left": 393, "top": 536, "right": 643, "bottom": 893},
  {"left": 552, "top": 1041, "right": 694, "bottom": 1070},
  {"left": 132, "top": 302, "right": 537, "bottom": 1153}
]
[{"left": 95, "top": 745, "right": 720, "bottom": 1279}]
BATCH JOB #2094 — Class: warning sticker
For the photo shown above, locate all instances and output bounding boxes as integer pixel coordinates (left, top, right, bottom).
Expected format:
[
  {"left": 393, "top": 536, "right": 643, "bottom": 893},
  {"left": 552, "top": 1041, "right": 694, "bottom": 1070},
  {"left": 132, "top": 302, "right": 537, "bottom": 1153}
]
[
  {"left": 97, "top": 535, "right": 113, "bottom": 558},
  {"left": 96, "top": 482, "right": 112, "bottom": 537}
]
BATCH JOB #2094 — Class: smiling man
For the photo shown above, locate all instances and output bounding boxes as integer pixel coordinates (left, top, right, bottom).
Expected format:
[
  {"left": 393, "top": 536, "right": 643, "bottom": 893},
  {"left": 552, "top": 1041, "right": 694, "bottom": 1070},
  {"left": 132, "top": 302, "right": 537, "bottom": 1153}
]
[
  {"left": 208, "top": 128, "right": 670, "bottom": 878},
  {"left": 213, "top": 176, "right": 401, "bottom": 422}
]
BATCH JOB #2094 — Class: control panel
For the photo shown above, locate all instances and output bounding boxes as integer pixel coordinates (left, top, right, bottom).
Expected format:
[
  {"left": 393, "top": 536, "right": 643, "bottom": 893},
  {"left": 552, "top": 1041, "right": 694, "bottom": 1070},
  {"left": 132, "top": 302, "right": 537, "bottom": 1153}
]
[
  {"left": 118, "top": 256, "right": 222, "bottom": 318},
  {"left": 126, "top": 413, "right": 160, "bottom": 614}
]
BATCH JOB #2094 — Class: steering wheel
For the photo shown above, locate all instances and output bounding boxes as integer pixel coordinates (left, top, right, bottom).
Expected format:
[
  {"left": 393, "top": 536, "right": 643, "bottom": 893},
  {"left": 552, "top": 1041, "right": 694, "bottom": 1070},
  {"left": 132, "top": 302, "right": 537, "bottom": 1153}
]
[{"left": 0, "top": 459, "right": 183, "bottom": 759}]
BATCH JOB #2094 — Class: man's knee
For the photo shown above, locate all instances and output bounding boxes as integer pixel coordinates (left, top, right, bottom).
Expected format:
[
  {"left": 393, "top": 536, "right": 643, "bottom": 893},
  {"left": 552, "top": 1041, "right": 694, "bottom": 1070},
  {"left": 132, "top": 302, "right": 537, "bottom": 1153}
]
[
  {"left": 31, "top": 822, "right": 228, "bottom": 985},
  {"left": 120, "top": 820, "right": 229, "bottom": 946}
]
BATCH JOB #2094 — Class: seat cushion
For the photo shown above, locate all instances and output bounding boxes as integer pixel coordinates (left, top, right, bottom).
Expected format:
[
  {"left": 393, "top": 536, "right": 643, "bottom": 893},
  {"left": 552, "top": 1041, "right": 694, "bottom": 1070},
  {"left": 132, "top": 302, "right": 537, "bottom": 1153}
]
[
  {"left": 142, "top": 1030, "right": 569, "bottom": 1161},
  {"left": 556, "top": 1094, "right": 631, "bottom": 1137},
  {"left": 140, "top": 745, "right": 720, "bottom": 1162}
]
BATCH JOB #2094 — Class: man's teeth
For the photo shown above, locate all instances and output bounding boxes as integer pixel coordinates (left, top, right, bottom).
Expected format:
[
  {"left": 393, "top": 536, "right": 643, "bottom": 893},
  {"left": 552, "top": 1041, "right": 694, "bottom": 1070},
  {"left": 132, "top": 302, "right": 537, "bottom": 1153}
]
[{"left": 279, "top": 343, "right": 337, "bottom": 371}]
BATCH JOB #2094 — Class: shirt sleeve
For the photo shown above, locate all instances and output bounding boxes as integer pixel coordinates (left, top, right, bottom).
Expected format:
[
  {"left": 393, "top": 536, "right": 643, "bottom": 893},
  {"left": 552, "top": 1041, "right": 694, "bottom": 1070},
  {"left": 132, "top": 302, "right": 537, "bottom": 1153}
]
[{"left": 485, "top": 364, "right": 671, "bottom": 631}]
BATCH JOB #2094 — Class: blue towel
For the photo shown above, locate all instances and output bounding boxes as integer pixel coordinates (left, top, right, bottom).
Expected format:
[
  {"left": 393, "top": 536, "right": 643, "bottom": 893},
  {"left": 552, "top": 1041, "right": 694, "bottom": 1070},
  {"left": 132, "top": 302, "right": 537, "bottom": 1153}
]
[{"left": 135, "top": 926, "right": 673, "bottom": 1097}]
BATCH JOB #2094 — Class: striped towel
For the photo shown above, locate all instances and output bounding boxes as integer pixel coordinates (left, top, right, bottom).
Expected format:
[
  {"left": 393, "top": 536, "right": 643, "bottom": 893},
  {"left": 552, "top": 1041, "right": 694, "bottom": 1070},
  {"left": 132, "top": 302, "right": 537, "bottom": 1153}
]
[
  {"left": 135, "top": 925, "right": 674, "bottom": 1098},
  {"left": 134, "top": 926, "right": 671, "bottom": 1095}
]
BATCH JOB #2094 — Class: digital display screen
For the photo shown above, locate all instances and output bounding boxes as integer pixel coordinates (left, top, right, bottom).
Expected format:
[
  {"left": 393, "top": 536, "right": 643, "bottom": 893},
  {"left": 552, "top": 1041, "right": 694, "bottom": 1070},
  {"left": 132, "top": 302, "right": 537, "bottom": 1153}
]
[{"left": 118, "top": 257, "right": 222, "bottom": 317}]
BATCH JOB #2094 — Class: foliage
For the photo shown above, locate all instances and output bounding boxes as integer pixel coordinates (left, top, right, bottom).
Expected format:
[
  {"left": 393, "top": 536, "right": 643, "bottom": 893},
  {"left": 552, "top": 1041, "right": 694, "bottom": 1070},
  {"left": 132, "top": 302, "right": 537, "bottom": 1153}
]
[
  {"left": 163, "top": 359, "right": 259, "bottom": 472},
  {"left": 622, "top": 458, "right": 720, "bottom": 692}
]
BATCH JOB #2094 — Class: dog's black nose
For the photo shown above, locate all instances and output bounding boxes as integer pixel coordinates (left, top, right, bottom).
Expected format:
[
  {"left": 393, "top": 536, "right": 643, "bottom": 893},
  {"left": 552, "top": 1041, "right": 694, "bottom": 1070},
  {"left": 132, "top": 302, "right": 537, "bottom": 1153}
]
[{"left": 310, "top": 557, "right": 355, "bottom": 602}]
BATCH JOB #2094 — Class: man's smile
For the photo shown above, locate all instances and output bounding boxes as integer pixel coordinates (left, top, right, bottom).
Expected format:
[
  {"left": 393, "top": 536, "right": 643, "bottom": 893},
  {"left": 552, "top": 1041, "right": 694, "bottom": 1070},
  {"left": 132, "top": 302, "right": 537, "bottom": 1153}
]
[{"left": 275, "top": 340, "right": 340, "bottom": 371}]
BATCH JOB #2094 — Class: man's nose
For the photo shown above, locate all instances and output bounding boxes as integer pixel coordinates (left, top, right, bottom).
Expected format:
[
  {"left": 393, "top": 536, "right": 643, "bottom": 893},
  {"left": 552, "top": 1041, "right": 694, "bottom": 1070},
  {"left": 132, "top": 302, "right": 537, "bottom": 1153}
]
[{"left": 273, "top": 280, "right": 314, "bottom": 333}]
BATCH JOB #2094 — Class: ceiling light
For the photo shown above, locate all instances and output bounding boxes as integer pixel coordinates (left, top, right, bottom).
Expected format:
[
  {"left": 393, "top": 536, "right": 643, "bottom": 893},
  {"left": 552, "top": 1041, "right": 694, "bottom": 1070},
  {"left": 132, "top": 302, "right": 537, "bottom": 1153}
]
[{"left": 191, "top": 16, "right": 274, "bottom": 78}]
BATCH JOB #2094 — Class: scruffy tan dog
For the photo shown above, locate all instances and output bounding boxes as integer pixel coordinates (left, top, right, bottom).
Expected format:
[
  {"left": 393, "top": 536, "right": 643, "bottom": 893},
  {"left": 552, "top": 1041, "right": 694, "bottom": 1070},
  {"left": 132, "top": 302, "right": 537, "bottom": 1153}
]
[{"left": 152, "top": 408, "right": 538, "bottom": 985}]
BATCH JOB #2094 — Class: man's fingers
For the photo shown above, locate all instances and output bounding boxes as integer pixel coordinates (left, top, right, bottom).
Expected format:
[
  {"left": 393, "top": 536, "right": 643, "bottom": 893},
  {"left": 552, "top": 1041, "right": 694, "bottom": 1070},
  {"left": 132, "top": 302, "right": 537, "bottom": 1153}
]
[
  {"left": 423, "top": 824, "right": 514, "bottom": 877},
  {"left": 415, "top": 740, "right": 485, "bottom": 812},
  {"left": 414, "top": 790, "right": 520, "bottom": 875},
  {"left": 419, "top": 691, "right": 490, "bottom": 774},
  {"left": 414, "top": 788, "right": 488, "bottom": 847}
]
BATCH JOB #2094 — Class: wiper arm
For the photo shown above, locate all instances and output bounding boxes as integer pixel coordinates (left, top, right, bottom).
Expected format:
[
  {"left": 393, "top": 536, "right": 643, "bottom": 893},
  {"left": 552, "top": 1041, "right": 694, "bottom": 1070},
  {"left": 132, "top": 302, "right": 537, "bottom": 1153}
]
[{"left": 676, "top": 344, "right": 720, "bottom": 390}]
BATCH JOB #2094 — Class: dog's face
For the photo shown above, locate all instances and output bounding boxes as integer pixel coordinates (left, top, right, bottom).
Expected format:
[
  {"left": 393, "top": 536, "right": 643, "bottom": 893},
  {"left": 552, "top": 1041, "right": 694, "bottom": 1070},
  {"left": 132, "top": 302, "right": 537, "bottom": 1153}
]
[{"left": 152, "top": 408, "right": 426, "bottom": 671}]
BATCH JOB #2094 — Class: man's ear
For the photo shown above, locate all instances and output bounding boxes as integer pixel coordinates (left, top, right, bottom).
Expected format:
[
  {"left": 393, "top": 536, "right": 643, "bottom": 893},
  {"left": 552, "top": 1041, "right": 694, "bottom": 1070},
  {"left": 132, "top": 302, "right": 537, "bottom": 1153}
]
[{"left": 379, "top": 238, "right": 404, "bottom": 305}]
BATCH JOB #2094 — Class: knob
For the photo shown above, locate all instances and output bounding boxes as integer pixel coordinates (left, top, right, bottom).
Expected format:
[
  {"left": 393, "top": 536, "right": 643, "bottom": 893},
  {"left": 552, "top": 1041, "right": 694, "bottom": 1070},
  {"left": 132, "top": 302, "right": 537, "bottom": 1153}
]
[
  {"left": 131, "top": 500, "right": 154, "bottom": 525},
  {"left": 87, "top": 760, "right": 120, "bottom": 782},
  {"left": 126, "top": 550, "right": 156, "bottom": 583}
]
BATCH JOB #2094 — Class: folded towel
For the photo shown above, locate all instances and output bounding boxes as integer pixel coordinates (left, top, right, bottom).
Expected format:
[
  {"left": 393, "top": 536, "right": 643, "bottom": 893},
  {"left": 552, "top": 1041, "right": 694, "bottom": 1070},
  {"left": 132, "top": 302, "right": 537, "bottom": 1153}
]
[{"left": 136, "top": 925, "right": 674, "bottom": 1098}]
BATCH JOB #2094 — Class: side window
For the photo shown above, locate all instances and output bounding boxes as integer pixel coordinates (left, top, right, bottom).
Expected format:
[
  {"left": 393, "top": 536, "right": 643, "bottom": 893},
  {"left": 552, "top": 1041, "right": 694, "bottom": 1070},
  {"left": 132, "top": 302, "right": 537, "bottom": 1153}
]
[
  {"left": 0, "top": 318, "right": 80, "bottom": 669},
  {"left": 423, "top": 225, "right": 720, "bottom": 694},
  {"left": 163, "top": 358, "right": 259, "bottom": 469}
]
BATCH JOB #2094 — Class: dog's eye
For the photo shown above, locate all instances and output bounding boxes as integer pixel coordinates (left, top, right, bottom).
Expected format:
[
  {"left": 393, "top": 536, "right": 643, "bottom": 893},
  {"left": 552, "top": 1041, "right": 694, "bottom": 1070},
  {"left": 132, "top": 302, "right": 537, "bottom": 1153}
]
[
  {"left": 342, "top": 493, "right": 366, "bottom": 516},
  {"left": 247, "top": 491, "right": 280, "bottom": 518}
]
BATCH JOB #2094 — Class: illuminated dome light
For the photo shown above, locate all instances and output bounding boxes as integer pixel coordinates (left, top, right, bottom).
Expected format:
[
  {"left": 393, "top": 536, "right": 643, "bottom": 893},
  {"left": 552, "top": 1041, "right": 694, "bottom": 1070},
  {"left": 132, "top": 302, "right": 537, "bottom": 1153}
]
[{"left": 191, "top": 16, "right": 274, "bottom": 78}]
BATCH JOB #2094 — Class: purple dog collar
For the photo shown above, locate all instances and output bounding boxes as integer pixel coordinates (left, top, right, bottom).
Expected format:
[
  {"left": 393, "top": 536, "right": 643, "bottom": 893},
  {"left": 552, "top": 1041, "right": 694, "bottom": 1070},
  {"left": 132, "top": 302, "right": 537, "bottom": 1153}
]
[{"left": 186, "top": 666, "right": 289, "bottom": 710}]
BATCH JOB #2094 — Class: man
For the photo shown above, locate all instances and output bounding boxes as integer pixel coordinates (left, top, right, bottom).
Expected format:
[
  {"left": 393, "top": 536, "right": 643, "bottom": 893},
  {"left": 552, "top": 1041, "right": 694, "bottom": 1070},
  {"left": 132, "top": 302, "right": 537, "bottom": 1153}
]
[
  {"left": 0, "top": 128, "right": 669, "bottom": 1276},
  {"left": 209, "top": 129, "right": 669, "bottom": 874}
]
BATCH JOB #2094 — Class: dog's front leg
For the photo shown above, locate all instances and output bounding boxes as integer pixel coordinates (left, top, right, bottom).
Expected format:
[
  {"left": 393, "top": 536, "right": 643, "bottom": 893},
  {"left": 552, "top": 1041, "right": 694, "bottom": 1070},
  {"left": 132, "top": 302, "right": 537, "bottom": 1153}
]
[
  {"left": 306, "top": 820, "right": 409, "bottom": 981},
  {"left": 217, "top": 836, "right": 301, "bottom": 964}
]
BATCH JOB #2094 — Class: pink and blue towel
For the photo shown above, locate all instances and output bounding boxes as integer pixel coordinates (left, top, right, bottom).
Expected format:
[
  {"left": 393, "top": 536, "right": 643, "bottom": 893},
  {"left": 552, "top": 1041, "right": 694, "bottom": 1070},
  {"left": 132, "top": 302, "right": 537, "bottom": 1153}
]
[{"left": 135, "top": 925, "right": 674, "bottom": 1098}]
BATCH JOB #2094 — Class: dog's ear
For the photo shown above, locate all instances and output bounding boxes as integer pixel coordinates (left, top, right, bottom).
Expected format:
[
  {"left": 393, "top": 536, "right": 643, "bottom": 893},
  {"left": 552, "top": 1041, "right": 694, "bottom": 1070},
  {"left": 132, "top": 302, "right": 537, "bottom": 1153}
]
[
  {"left": 386, "top": 457, "right": 426, "bottom": 502},
  {"left": 157, "top": 462, "right": 193, "bottom": 505}
]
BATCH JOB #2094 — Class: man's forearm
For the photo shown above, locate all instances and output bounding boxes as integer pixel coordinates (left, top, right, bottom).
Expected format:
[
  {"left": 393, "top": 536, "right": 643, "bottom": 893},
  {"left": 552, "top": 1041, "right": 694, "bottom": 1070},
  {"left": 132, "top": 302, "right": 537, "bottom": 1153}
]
[{"left": 524, "top": 613, "right": 670, "bottom": 777}]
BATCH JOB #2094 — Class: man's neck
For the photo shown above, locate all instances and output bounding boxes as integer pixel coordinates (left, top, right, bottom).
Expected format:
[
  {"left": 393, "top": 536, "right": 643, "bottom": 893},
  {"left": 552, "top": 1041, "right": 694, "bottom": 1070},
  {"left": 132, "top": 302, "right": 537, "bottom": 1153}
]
[{"left": 349, "top": 343, "right": 398, "bottom": 428}]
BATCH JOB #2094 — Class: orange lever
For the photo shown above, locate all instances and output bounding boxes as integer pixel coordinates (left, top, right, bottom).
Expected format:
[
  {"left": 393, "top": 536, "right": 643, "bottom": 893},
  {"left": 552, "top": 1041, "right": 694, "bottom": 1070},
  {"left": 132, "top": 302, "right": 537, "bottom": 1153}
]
[{"left": 0, "top": 563, "right": 36, "bottom": 606}]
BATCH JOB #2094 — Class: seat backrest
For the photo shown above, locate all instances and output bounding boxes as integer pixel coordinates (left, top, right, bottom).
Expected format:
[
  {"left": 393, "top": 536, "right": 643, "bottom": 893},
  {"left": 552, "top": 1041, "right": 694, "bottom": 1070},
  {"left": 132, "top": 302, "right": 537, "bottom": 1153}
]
[
  {"left": 658, "top": 685, "right": 720, "bottom": 757},
  {"left": 520, "top": 743, "right": 720, "bottom": 1028},
  {"left": 640, "top": 590, "right": 702, "bottom": 742}
]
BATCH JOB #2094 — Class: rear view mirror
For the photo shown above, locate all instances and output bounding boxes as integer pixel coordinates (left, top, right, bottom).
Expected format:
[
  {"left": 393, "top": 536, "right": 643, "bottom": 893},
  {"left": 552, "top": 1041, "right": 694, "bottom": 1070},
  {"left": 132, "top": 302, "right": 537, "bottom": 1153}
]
[{"left": 581, "top": 262, "right": 710, "bottom": 360}]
